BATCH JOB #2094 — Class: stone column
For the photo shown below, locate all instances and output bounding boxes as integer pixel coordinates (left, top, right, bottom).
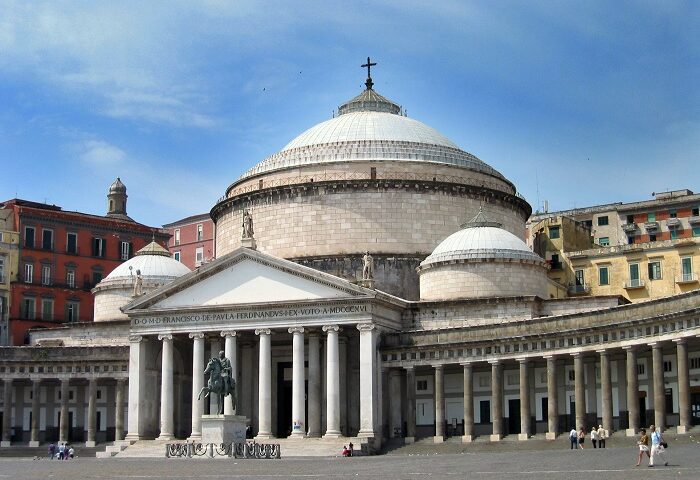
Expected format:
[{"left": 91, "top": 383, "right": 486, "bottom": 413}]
[
  {"left": 545, "top": 356, "right": 558, "bottom": 440},
  {"left": 188, "top": 332, "right": 205, "bottom": 440},
  {"left": 490, "top": 361, "right": 503, "bottom": 441},
  {"left": 209, "top": 337, "right": 221, "bottom": 414},
  {"left": 307, "top": 332, "right": 321, "bottom": 437},
  {"left": 222, "top": 330, "right": 238, "bottom": 416},
  {"left": 462, "top": 362, "right": 474, "bottom": 443},
  {"left": 29, "top": 379, "right": 40, "bottom": 447},
  {"left": 518, "top": 358, "right": 531, "bottom": 440},
  {"left": 156, "top": 334, "right": 174, "bottom": 440},
  {"left": 405, "top": 366, "right": 416, "bottom": 444},
  {"left": 289, "top": 327, "right": 306, "bottom": 437},
  {"left": 357, "top": 323, "right": 378, "bottom": 438},
  {"left": 598, "top": 350, "right": 613, "bottom": 433},
  {"left": 434, "top": 365, "right": 445, "bottom": 443},
  {"left": 1, "top": 379, "right": 12, "bottom": 446},
  {"left": 573, "top": 353, "right": 585, "bottom": 430},
  {"left": 651, "top": 342, "right": 666, "bottom": 431},
  {"left": 323, "top": 325, "right": 341, "bottom": 438},
  {"left": 59, "top": 379, "right": 69, "bottom": 443},
  {"left": 115, "top": 379, "right": 125, "bottom": 441},
  {"left": 126, "top": 335, "right": 146, "bottom": 441},
  {"left": 85, "top": 378, "right": 97, "bottom": 446},
  {"left": 255, "top": 329, "right": 272, "bottom": 439},
  {"left": 675, "top": 339, "right": 691, "bottom": 433},
  {"left": 624, "top": 346, "right": 639, "bottom": 436},
  {"left": 389, "top": 369, "right": 402, "bottom": 438}
]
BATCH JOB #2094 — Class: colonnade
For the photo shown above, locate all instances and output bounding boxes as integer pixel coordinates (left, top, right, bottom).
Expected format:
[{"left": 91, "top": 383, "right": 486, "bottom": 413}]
[{"left": 392, "top": 338, "right": 693, "bottom": 442}]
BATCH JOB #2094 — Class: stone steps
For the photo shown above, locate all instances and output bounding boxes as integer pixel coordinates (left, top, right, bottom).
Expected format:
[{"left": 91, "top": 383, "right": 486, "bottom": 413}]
[{"left": 95, "top": 440, "right": 136, "bottom": 458}]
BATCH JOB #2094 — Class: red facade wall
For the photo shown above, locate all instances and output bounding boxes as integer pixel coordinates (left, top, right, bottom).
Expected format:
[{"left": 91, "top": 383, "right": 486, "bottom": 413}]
[{"left": 164, "top": 215, "right": 214, "bottom": 270}]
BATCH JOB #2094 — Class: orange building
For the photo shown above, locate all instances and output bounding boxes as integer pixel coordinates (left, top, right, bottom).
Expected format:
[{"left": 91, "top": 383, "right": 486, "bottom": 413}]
[{"left": 162, "top": 213, "right": 215, "bottom": 270}]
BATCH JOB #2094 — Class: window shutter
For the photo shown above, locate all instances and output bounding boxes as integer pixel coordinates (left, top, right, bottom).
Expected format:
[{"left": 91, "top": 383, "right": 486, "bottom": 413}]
[{"left": 128, "top": 242, "right": 134, "bottom": 258}]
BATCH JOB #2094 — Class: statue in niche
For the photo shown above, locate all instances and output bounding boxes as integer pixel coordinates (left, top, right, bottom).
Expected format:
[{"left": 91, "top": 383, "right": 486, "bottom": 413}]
[
  {"left": 362, "top": 251, "right": 374, "bottom": 280},
  {"left": 132, "top": 269, "right": 144, "bottom": 297},
  {"left": 242, "top": 209, "right": 254, "bottom": 239}
]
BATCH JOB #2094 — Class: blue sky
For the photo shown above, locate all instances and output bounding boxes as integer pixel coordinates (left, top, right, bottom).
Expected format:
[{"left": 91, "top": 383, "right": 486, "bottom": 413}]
[{"left": 1, "top": 1, "right": 697, "bottom": 227}]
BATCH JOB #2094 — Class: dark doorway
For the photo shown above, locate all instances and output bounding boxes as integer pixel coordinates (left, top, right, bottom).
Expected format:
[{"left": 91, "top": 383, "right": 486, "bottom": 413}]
[
  {"left": 691, "top": 393, "right": 700, "bottom": 425},
  {"left": 508, "top": 399, "right": 520, "bottom": 434},
  {"left": 480, "top": 400, "right": 491, "bottom": 424},
  {"left": 541, "top": 397, "right": 548, "bottom": 424},
  {"left": 639, "top": 397, "right": 647, "bottom": 427},
  {"left": 277, "top": 362, "right": 293, "bottom": 437},
  {"left": 569, "top": 398, "right": 576, "bottom": 430}
]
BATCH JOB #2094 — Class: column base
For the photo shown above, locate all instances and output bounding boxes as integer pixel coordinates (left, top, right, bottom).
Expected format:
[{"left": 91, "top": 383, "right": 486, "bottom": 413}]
[
  {"left": 517, "top": 433, "right": 529, "bottom": 441},
  {"left": 124, "top": 433, "right": 142, "bottom": 442},
  {"left": 186, "top": 434, "right": 202, "bottom": 442},
  {"left": 289, "top": 432, "right": 306, "bottom": 439},
  {"left": 626, "top": 428, "right": 638, "bottom": 436},
  {"left": 29, "top": 441, "right": 40, "bottom": 447},
  {"left": 461, "top": 435, "right": 474, "bottom": 443},
  {"left": 357, "top": 430, "right": 377, "bottom": 439},
  {"left": 85, "top": 440, "right": 96, "bottom": 447},
  {"left": 156, "top": 434, "right": 174, "bottom": 441},
  {"left": 323, "top": 431, "right": 342, "bottom": 439},
  {"left": 545, "top": 432, "right": 557, "bottom": 440},
  {"left": 306, "top": 432, "right": 322, "bottom": 438},
  {"left": 404, "top": 436, "right": 415, "bottom": 444},
  {"left": 0, "top": 440, "right": 10, "bottom": 447},
  {"left": 255, "top": 433, "right": 274, "bottom": 440},
  {"left": 489, "top": 434, "right": 503, "bottom": 442},
  {"left": 677, "top": 425, "right": 689, "bottom": 434},
  {"left": 433, "top": 435, "right": 444, "bottom": 443}
]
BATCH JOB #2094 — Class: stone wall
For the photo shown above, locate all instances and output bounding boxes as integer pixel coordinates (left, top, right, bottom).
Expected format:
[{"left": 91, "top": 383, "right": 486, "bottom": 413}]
[
  {"left": 28, "top": 321, "right": 130, "bottom": 346},
  {"left": 419, "top": 261, "right": 548, "bottom": 301}
]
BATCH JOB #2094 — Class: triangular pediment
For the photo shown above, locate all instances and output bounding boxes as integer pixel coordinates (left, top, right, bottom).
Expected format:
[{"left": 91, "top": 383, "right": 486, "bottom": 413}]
[{"left": 124, "top": 248, "right": 371, "bottom": 311}]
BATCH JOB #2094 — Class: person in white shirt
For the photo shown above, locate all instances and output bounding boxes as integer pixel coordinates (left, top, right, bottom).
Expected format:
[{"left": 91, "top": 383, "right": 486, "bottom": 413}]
[
  {"left": 648, "top": 424, "right": 668, "bottom": 467},
  {"left": 597, "top": 425, "right": 607, "bottom": 448},
  {"left": 569, "top": 428, "right": 578, "bottom": 449},
  {"left": 590, "top": 427, "right": 599, "bottom": 448}
]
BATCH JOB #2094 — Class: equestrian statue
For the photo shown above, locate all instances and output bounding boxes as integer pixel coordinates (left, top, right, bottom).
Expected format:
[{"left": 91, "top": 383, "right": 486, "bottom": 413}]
[{"left": 198, "top": 350, "right": 236, "bottom": 415}]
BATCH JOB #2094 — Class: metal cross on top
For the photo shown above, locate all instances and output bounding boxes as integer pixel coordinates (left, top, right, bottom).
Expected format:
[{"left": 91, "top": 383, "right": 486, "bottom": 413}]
[{"left": 361, "top": 56, "right": 377, "bottom": 89}]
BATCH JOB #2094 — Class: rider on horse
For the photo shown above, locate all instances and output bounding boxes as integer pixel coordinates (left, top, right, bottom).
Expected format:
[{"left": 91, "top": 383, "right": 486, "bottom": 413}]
[{"left": 218, "top": 350, "right": 232, "bottom": 394}]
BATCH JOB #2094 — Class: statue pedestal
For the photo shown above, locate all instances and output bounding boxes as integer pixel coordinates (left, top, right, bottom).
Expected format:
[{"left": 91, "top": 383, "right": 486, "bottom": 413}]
[
  {"left": 241, "top": 237, "right": 256, "bottom": 250},
  {"left": 201, "top": 415, "right": 248, "bottom": 444},
  {"left": 358, "top": 279, "right": 375, "bottom": 289}
]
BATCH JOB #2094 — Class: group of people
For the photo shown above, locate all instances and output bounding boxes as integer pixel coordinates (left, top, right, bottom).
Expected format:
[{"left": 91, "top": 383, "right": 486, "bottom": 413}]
[
  {"left": 568, "top": 425, "right": 608, "bottom": 449},
  {"left": 636, "top": 424, "right": 669, "bottom": 467},
  {"left": 341, "top": 442, "right": 354, "bottom": 457},
  {"left": 47, "top": 442, "right": 74, "bottom": 460}
]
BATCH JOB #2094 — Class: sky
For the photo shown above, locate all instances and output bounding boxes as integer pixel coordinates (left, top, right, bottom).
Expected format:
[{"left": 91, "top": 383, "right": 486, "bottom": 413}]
[{"left": 0, "top": 0, "right": 698, "bottom": 227}]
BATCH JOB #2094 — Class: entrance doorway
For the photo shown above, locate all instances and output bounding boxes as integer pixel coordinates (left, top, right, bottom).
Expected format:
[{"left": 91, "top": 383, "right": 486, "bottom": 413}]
[
  {"left": 508, "top": 399, "right": 520, "bottom": 434},
  {"left": 691, "top": 392, "right": 700, "bottom": 425},
  {"left": 639, "top": 396, "right": 647, "bottom": 427},
  {"left": 276, "top": 362, "right": 308, "bottom": 437}
]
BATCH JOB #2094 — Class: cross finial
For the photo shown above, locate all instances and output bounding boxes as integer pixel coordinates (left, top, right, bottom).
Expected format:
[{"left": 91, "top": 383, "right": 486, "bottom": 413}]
[{"left": 361, "top": 56, "right": 377, "bottom": 90}]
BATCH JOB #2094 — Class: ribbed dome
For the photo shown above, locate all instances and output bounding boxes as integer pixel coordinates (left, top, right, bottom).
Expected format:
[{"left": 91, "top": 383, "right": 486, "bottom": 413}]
[
  {"left": 106, "top": 242, "right": 191, "bottom": 281},
  {"left": 109, "top": 177, "right": 126, "bottom": 193},
  {"left": 421, "top": 226, "right": 544, "bottom": 267},
  {"left": 239, "top": 111, "right": 504, "bottom": 180}
]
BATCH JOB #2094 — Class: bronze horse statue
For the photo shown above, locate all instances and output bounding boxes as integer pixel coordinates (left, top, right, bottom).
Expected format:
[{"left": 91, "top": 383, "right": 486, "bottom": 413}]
[{"left": 197, "top": 357, "right": 236, "bottom": 414}]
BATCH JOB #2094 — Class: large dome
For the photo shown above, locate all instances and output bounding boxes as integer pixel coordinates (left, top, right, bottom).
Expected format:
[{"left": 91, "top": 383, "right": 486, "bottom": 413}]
[
  {"left": 106, "top": 242, "right": 191, "bottom": 281},
  {"left": 239, "top": 108, "right": 505, "bottom": 182}
]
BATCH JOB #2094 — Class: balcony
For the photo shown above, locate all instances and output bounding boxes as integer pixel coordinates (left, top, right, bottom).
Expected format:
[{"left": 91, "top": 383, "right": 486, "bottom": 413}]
[
  {"left": 623, "top": 279, "right": 646, "bottom": 289},
  {"left": 676, "top": 273, "right": 698, "bottom": 284},
  {"left": 688, "top": 215, "right": 700, "bottom": 225},
  {"left": 567, "top": 283, "right": 591, "bottom": 296},
  {"left": 622, "top": 223, "right": 638, "bottom": 233},
  {"left": 666, "top": 218, "right": 681, "bottom": 228},
  {"left": 644, "top": 221, "right": 659, "bottom": 231}
]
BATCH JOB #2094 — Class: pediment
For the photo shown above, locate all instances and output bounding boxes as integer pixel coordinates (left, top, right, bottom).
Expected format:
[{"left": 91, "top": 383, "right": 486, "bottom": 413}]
[{"left": 124, "top": 248, "right": 370, "bottom": 311}]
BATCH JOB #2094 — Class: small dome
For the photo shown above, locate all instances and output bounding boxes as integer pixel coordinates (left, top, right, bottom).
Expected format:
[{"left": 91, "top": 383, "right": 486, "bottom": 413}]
[
  {"left": 105, "top": 242, "right": 191, "bottom": 281},
  {"left": 109, "top": 177, "right": 127, "bottom": 193}
]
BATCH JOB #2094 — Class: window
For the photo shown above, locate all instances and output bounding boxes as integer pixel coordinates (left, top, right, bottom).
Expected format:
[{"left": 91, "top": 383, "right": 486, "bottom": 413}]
[
  {"left": 66, "top": 233, "right": 78, "bottom": 254},
  {"left": 626, "top": 215, "right": 635, "bottom": 224},
  {"left": 691, "top": 357, "right": 700, "bottom": 370},
  {"left": 66, "top": 269, "right": 75, "bottom": 288},
  {"left": 637, "top": 363, "right": 645, "bottom": 375},
  {"left": 693, "top": 207, "right": 700, "bottom": 217},
  {"left": 670, "top": 229, "right": 678, "bottom": 240},
  {"left": 681, "top": 257, "right": 693, "bottom": 282},
  {"left": 629, "top": 263, "right": 640, "bottom": 286},
  {"left": 174, "top": 229, "right": 180, "bottom": 245},
  {"left": 416, "top": 380, "right": 428, "bottom": 391},
  {"left": 41, "top": 299, "right": 53, "bottom": 321},
  {"left": 574, "top": 269, "right": 585, "bottom": 286},
  {"left": 24, "top": 226, "right": 35, "bottom": 248},
  {"left": 22, "top": 298, "right": 35, "bottom": 320},
  {"left": 628, "top": 236, "right": 635, "bottom": 244},
  {"left": 173, "top": 251, "right": 181, "bottom": 262},
  {"left": 120, "top": 241, "right": 132, "bottom": 261},
  {"left": 195, "top": 247, "right": 204, "bottom": 266},
  {"left": 41, "top": 265, "right": 52, "bottom": 285},
  {"left": 568, "top": 370, "right": 575, "bottom": 381},
  {"left": 92, "top": 271, "right": 102, "bottom": 286},
  {"left": 549, "top": 226, "right": 560, "bottom": 239},
  {"left": 197, "top": 224, "right": 204, "bottom": 241},
  {"left": 649, "top": 233, "right": 657, "bottom": 242},
  {"left": 669, "top": 209, "right": 677, "bottom": 218},
  {"left": 66, "top": 302, "right": 79, "bottom": 323},
  {"left": 663, "top": 361, "right": 672, "bottom": 373},
  {"left": 92, "top": 237, "right": 106, "bottom": 257},
  {"left": 598, "top": 266, "right": 609, "bottom": 286},
  {"left": 693, "top": 226, "right": 700, "bottom": 237},
  {"left": 0, "top": 257, "right": 4, "bottom": 283},
  {"left": 648, "top": 212, "right": 656, "bottom": 222},
  {"left": 42, "top": 229, "right": 53, "bottom": 250},
  {"left": 24, "top": 263, "right": 33, "bottom": 283},
  {"left": 648, "top": 261, "right": 662, "bottom": 280},
  {"left": 598, "top": 237, "right": 609, "bottom": 246},
  {"left": 597, "top": 216, "right": 609, "bottom": 226},
  {"left": 582, "top": 220, "right": 593, "bottom": 228}
]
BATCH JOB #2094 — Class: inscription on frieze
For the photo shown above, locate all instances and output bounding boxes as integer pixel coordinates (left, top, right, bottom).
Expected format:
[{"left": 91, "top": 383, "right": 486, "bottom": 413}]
[{"left": 132, "top": 304, "right": 369, "bottom": 327}]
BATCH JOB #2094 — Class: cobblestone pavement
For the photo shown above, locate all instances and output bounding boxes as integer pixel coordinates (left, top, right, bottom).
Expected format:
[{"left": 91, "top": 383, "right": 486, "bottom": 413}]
[{"left": 1, "top": 443, "right": 699, "bottom": 480}]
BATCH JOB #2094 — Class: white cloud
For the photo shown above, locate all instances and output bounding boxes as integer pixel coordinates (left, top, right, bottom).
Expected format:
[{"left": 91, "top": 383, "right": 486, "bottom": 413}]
[{"left": 78, "top": 140, "right": 126, "bottom": 165}]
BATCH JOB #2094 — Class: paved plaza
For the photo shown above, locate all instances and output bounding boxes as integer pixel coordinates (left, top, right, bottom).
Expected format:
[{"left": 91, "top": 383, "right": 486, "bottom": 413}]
[{"left": 1, "top": 442, "right": 699, "bottom": 480}]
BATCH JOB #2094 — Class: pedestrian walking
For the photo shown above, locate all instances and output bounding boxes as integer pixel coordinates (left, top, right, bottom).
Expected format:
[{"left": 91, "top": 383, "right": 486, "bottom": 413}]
[
  {"left": 636, "top": 428, "right": 650, "bottom": 466},
  {"left": 569, "top": 428, "right": 578, "bottom": 449},
  {"left": 648, "top": 425, "right": 668, "bottom": 467},
  {"left": 577, "top": 427, "right": 585, "bottom": 449},
  {"left": 591, "top": 427, "right": 599, "bottom": 448},
  {"left": 48, "top": 442, "right": 56, "bottom": 459},
  {"left": 58, "top": 442, "right": 65, "bottom": 460},
  {"left": 597, "top": 425, "right": 606, "bottom": 448},
  {"left": 68, "top": 446, "right": 75, "bottom": 459}
]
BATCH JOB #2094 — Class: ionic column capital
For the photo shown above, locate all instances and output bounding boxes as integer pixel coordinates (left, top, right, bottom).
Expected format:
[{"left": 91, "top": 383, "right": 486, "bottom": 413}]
[
  {"left": 189, "top": 332, "right": 205, "bottom": 340},
  {"left": 404, "top": 365, "right": 415, "bottom": 372},
  {"left": 622, "top": 345, "right": 637, "bottom": 352},
  {"left": 649, "top": 342, "right": 663, "bottom": 350},
  {"left": 596, "top": 349, "right": 610, "bottom": 356},
  {"left": 322, "top": 325, "right": 340, "bottom": 333},
  {"left": 356, "top": 322, "right": 375, "bottom": 332},
  {"left": 255, "top": 328, "right": 271, "bottom": 336},
  {"left": 129, "top": 335, "right": 143, "bottom": 343},
  {"left": 220, "top": 330, "right": 237, "bottom": 338},
  {"left": 673, "top": 338, "right": 687, "bottom": 345},
  {"left": 570, "top": 351, "right": 583, "bottom": 358},
  {"left": 432, "top": 364, "right": 444, "bottom": 371},
  {"left": 460, "top": 361, "right": 473, "bottom": 368},
  {"left": 517, "top": 357, "right": 530, "bottom": 365},
  {"left": 288, "top": 327, "right": 305, "bottom": 335},
  {"left": 488, "top": 359, "right": 501, "bottom": 366},
  {"left": 158, "top": 334, "right": 173, "bottom": 341},
  {"left": 116, "top": 378, "right": 126, "bottom": 386}
]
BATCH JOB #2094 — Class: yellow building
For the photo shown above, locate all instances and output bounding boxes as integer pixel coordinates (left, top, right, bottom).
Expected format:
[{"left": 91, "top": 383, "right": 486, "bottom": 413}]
[{"left": 0, "top": 208, "right": 19, "bottom": 345}]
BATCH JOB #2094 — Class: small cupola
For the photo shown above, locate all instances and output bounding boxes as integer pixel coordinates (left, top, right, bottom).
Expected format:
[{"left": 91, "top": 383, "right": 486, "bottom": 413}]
[{"left": 107, "top": 177, "right": 130, "bottom": 220}]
